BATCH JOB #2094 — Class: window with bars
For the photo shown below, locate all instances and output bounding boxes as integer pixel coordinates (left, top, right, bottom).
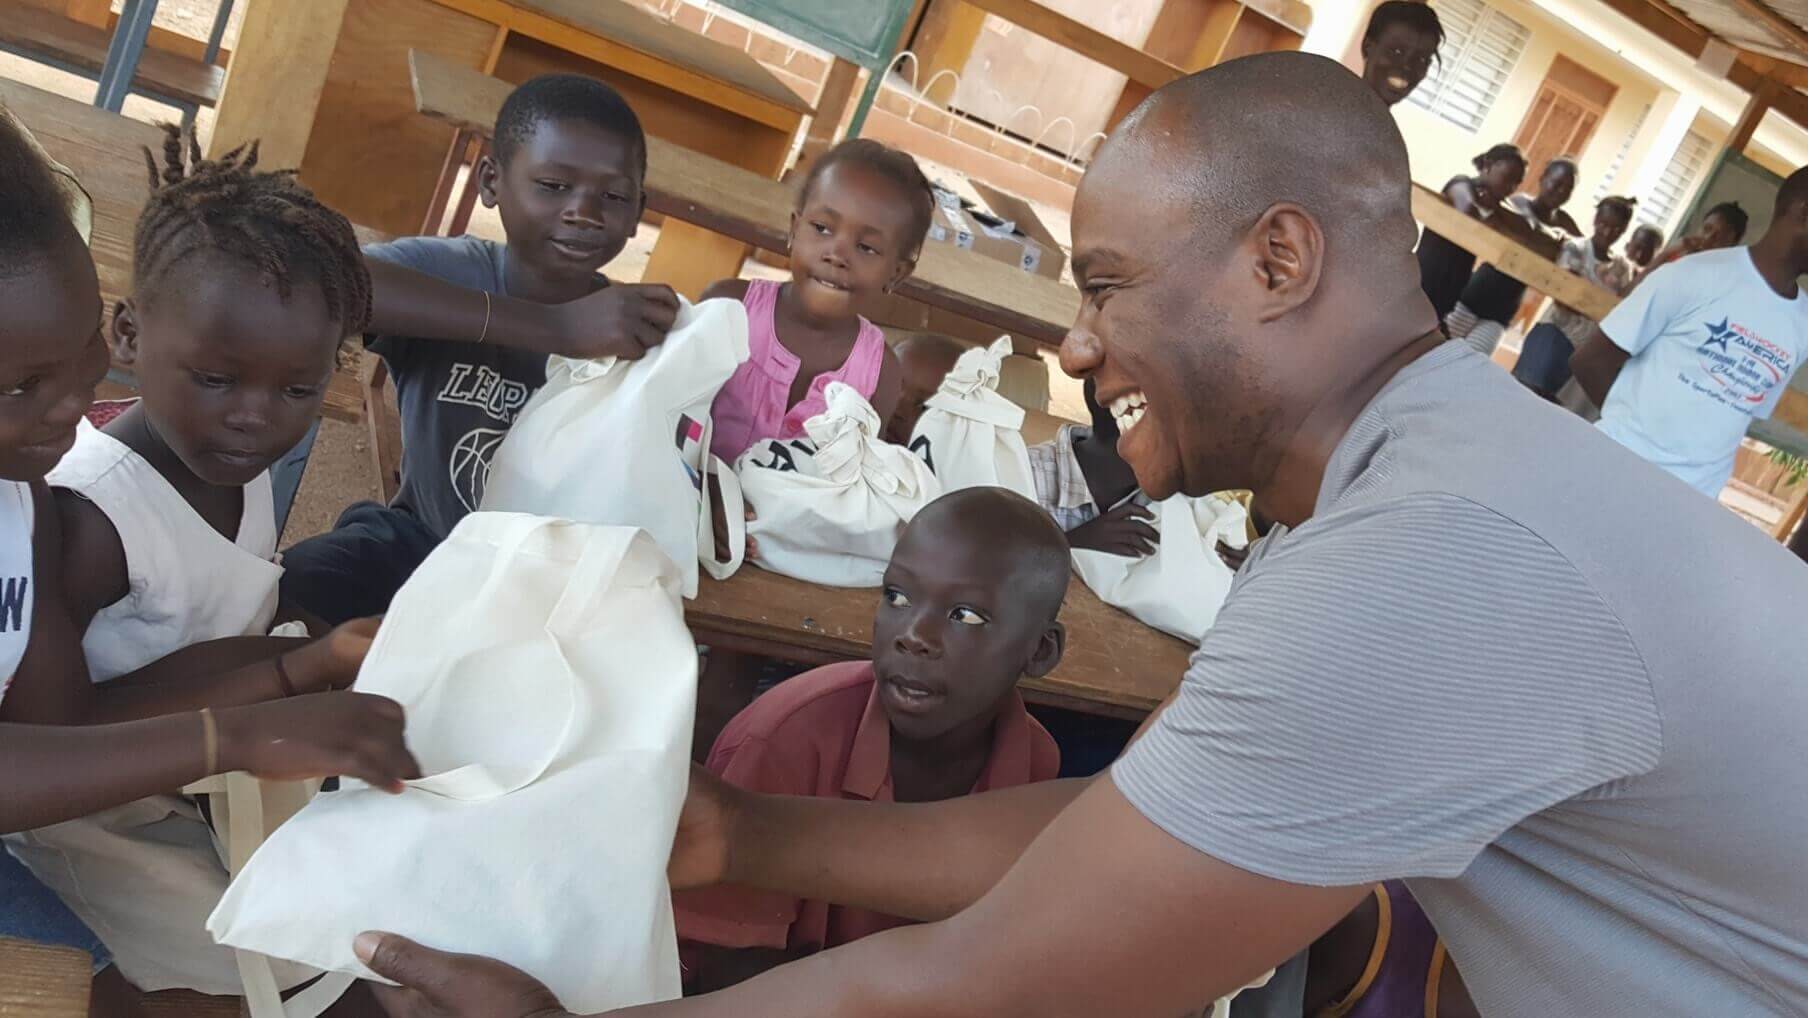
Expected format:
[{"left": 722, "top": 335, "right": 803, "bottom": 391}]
[
  {"left": 1407, "top": 0, "right": 1532, "bottom": 133},
  {"left": 1639, "top": 130, "right": 1712, "bottom": 231},
  {"left": 1594, "top": 104, "right": 1651, "bottom": 203}
]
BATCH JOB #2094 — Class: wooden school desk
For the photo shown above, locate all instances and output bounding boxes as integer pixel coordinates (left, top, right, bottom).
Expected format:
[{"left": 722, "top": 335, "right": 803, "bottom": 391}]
[
  {"left": 1, "top": 77, "right": 370, "bottom": 423},
  {"left": 687, "top": 567, "right": 1191, "bottom": 720},
  {"left": 409, "top": 49, "right": 1082, "bottom": 346},
  {"left": 272, "top": 0, "right": 812, "bottom": 301}
]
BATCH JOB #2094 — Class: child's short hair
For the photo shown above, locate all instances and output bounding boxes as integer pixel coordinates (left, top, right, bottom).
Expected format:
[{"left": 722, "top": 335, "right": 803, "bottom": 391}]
[
  {"left": 1365, "top": 1, "right": 1444, "bottom": 47},
  {"left": 1471, "top": 143, "right": 1526, "bottom": 175},
  {"left": 0, "top": 108, "right": 80, "bottom": 278},
  {"left": 1705, "top": 201, "right": 1751, "bottom": 242},
  {"left": 798, "top": 139, "right": 934, "bottom": 259},
  {"left": 134, "top": 125, "right": 371, "bottom": 334},
  {"left": 494, "top": 74, "right": 647, "bottom": 176},
  {"left": 1597, "top": 195, "right": 1637, "bottom": 223}
]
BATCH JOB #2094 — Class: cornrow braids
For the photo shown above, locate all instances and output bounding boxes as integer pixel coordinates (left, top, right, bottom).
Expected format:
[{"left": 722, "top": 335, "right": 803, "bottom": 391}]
[{"left": 132, "top": 123, "right": 371, "bottom": 336}]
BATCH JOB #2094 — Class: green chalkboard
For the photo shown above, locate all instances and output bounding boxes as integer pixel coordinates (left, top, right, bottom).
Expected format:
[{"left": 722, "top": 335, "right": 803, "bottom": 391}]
[{"left": 705, "top": 0, "right": 915, "bottom": 68}]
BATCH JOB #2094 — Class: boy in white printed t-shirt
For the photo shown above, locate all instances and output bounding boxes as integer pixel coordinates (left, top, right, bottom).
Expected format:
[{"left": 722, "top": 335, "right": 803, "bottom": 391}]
[{"left": 1570, "top": 167, "right": 1808, "bottom": 497}]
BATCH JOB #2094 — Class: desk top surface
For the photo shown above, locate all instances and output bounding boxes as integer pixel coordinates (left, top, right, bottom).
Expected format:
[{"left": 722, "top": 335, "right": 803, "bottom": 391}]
[
  {"left": 687, "top": 565, "right": 1192, "bottom": 718},
  {"left": 496, "top": 0, "right": 810, "bottom": 114}
]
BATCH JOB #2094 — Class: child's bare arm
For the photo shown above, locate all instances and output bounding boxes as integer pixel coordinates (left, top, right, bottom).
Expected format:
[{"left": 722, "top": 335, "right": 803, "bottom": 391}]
[
  {"left": 365, "top": 259, "right": 678, "bottom": 360},
  {"left": 868, "top": 346, "right": 904, "bottom": 432}
]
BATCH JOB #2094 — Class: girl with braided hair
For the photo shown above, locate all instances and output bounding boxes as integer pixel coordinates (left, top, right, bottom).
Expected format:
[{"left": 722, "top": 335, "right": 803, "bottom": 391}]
[{"left": 1, "top": 122, "right": 417, "bottom": 1004}]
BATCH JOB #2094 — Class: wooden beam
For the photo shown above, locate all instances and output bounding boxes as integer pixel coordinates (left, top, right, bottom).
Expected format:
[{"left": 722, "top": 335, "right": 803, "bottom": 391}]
[
  {"left": 795, "top": 57, "right": 860, "bottom": 173},
  {"left": 209, "top": 0, "right": 349, "bottom": 165},
  {"left": 1733, "top": 50, "right": 1808, "bottom": 90},
  {"left": 1595, "top": 0, "right": 1808, "bottom": 133},
  {"left": 960, "top": 0, "right": 1183, "bottom": 89},
  {"left": 1726, "top": 0, "right": 1808, "bottom": 64},
  {"left": 1411, "top": 184, "right": 1621, "bottom": 320},
  {"left": 1729, "top": 80, "right": 1777, "bottom": 152}
]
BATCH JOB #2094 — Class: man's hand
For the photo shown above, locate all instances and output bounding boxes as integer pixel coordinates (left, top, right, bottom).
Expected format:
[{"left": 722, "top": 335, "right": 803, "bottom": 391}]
[
  {"left": 670, "top": 764, "right": 740, "bottom": 891},
  {"left": 216, "top": 692, "right": 421, "bottom": 791},
  {"left": 551, "top": 284, "right": 680, "bottom": 361},
  {"left": 284, "top": 616, "right": 381, "bottom": 694},
  {"left": 356, "top": 932, "right": 570, "bottom": 1018},
  {"left": 1067, "top": 503, "right": 1158, "bottom": 557}
]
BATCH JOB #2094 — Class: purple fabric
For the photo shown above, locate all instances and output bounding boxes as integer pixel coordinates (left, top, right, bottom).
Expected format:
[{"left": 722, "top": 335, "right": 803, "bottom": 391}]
[{"left": 1343, "top": 881, "right": 1438, "bottom": 1018}]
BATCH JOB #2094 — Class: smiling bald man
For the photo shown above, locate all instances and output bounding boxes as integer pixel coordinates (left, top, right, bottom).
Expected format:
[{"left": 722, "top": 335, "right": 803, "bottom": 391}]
[{"left": 356, "top": 53, "right": 1808, "bottom": 1018}]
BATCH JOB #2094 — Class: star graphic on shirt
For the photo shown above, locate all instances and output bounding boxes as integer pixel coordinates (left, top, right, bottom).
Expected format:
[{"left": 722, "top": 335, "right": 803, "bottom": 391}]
[{"left": 1702, "top": 318, "right": 1735, "bottom": 352}]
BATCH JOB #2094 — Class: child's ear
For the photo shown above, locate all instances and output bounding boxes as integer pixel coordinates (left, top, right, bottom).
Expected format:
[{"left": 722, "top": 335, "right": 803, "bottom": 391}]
[
  {"left": 1247, "top": 203, "right": 1324, "bottom": 324},
  {"left": 886, "top": 255, "right": 917, "bottom": 295},
  {"left": 476, "top": 154, "right": 503, "bottom": 209},
  {"left": 1023, "top": 622, "right": 1065, "bottom": 679},
  {"left": 109, "top": 300, "right": 140, "bottom": 366}
]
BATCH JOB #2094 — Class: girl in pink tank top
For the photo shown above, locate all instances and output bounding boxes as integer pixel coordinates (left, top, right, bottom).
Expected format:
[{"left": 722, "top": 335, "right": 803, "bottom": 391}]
[{"left": 704, "top": 140, "right": 936, "bottom": 462}]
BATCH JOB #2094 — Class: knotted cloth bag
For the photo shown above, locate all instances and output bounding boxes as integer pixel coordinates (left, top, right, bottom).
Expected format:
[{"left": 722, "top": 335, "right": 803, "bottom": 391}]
[
  {"left": 735, "top": 383, "right": 941, "bottom": 587},
  {"left": 907, "top": 335, "right": 1036, "bottom": 499},
  {"left": 1071, "top": 493, "right": 1250, "bottom": 644}
]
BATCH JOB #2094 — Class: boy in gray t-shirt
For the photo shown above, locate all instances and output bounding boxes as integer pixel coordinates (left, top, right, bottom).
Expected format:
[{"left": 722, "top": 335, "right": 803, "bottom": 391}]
[{"left": 281, "top": 74, "right": 677, "bottom": 623}]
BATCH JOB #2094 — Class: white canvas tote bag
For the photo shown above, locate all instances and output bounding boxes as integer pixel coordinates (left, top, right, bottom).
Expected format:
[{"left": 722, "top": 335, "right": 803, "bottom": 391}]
[
  {"left": 906, "top": 336, "right": 1036, "bottom": 499},
  {"left": 208, "top": 514, "right": 695, "bottom": 1016},
  {"left": 736, "top": 383, "right": 941, "bottom": 587},
  {"left": 1071, "top": 493, "right": 1250, "bottom": 644},
  {"left": 480, "top": 297, "right": 749, "bottom": 595}
]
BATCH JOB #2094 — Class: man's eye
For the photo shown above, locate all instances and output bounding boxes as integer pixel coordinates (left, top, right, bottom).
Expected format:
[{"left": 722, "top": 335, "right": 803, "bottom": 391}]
[{"left": 950, "top": 606, "right": 988, "bottom": 626}]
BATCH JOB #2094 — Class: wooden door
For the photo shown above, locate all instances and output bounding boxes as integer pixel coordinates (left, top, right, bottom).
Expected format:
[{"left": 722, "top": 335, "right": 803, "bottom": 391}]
[{"left": 1513, "top": 55, "right": 1616, "bottom": 177}]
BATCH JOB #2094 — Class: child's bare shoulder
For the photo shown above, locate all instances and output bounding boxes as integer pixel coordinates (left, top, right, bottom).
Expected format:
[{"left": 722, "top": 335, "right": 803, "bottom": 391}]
[
  {"left": 50, "top": 486, "right": 127, "bottom": 621},
  {"left": 700, "top": 278, "right": 753, "bottom": 303}
]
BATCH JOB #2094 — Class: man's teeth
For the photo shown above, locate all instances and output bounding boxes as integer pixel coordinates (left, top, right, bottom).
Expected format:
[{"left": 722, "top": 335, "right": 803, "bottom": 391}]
[
  {"left": 1388, "top": 76, "right": 1410, "bottom": 89},
  {"left": 1109, "top": 392, "right": 1147, "bottom": 433}
]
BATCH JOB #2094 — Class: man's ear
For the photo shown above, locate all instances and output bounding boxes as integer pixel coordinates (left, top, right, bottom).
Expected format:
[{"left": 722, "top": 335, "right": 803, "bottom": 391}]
[
  {"left": 476, "top": 154, "right": 503, "bottom": 209},
  {"left": 110, "top": 299, "right": 140, "bottom": 366},
  {"left": 1246, "top": 202, "right": 1324, "bottom": 324},
  {"left": 1024, "top": 621, "right": 1066, "bottom": 679}
]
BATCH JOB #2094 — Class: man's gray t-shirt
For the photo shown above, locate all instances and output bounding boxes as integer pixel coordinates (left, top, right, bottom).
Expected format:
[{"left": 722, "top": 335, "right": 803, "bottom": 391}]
[
  {"left": 1114, "top": 342, "right": 1808, "bottom": 1015},
  {"left": 364, "top": 236, "right": 549, "bottom": 540}
]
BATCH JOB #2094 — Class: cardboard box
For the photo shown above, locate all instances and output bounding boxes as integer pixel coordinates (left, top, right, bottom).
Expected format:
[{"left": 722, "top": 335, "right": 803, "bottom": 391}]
[{"left": 924, "top": 181, "right": 1067, "bottom": 282}]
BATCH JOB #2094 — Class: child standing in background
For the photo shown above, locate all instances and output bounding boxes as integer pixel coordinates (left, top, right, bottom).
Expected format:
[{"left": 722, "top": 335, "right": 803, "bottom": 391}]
[
  {"left": 281, "top": 74, "right": 678, "bottom": 624},
  {"left": 701, "top": 138, "right": 930, "bottom": 458},
  {"left": 1416, "top": 145, "right": 1527, "bottom": 323}
]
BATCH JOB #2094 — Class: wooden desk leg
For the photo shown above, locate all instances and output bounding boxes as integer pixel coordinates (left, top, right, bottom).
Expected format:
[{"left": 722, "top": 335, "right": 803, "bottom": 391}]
[
  {"left": 447, "top": 138, "right": 490, "bottom": 237},
  {"left": 1772, "top": 486, "right": 1808, "bottom": 541},
  {"left": 362, "top": 356, "right": 402, "bottom": 503},
  {"left": 794, "top": 57, "right": 861, "bottom": 176},
  {"left": 644, "top": 221, "right": 748, "bottom": 300},
  {"left": 422, "top": 129, "right": 475, "bottom": 236}
]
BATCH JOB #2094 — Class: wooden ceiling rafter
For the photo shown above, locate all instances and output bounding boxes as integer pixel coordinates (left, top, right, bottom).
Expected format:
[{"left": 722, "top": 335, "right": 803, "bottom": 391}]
[{"left": 1597, "top": 0, "right": 1808, "bottom": 131}]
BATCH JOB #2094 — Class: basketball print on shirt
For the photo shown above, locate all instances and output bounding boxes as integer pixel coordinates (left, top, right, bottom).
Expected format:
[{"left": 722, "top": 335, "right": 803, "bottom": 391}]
[{"left": 450, "top": 427, "right": 508, "bottom": 513}]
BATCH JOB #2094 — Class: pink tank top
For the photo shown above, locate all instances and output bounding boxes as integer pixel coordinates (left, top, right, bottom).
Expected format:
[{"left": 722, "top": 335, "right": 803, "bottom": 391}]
[{"left": 709, "top": 279, "right": 888, "bottom": 462}]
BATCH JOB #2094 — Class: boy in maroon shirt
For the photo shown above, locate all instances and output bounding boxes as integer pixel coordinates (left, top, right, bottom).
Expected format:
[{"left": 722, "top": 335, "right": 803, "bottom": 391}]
[{"left": 675, "top": 487, "right": 1069, "bottom": 991}]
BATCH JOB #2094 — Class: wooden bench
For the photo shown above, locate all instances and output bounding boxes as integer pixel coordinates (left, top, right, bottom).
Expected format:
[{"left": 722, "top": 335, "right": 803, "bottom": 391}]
[
  {"left": 409, "top": 48, "right": 1082, "bottom": 347},
  {"left": 689, "top": 564, "right": 1190, "bottom": 720},
  {"left": 0, "top": 4, "right": 225, "bottom": 110},
  {"left": 1, "top": 77, "right": 370, "bottom": 424}
]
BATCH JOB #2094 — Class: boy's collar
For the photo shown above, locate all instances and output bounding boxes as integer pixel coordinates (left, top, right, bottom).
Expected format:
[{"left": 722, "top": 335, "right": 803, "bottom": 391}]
[{"left": 842, "top": 670, "right": 1039, "bottom": 802}]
